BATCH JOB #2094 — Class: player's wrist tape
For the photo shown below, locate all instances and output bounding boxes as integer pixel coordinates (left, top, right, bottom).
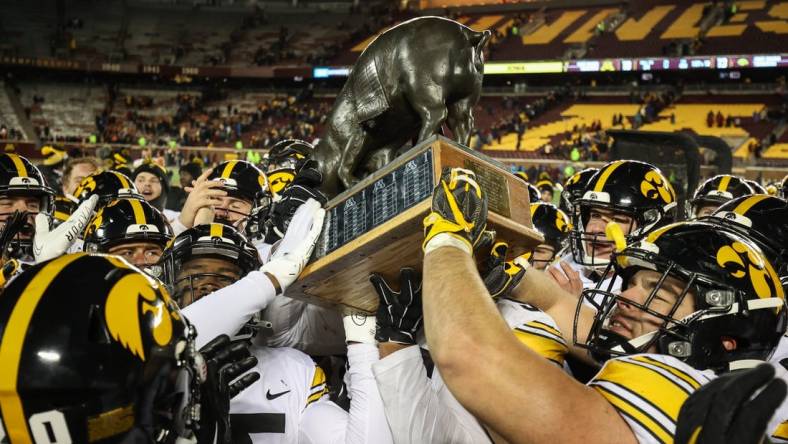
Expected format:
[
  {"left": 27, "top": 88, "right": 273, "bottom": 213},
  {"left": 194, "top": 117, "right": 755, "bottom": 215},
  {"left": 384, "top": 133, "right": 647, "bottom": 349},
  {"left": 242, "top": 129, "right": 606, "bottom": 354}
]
[
  {"left": 342, "top": 311, "right": 377, "bottom": 344},
  {"left": 424, "top": 232, "right": 472, "bottom": 255}
]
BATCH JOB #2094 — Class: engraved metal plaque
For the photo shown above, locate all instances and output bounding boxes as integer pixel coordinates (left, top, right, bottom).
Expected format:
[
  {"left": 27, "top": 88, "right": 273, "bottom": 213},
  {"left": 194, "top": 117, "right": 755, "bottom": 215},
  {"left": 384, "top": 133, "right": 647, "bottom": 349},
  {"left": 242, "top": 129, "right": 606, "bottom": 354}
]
[
  {"left": 315, "top": 150, "right": 434, "bottom": 257},
  {"left": 463, "top": 159, "right": 511, "bottom": 217}
]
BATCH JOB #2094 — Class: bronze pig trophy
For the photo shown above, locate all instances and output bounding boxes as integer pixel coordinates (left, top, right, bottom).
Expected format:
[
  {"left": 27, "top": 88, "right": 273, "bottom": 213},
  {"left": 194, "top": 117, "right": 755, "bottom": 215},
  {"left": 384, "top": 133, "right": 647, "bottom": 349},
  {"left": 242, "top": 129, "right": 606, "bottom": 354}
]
[{"left": 314, "top": 16, "right": 491, "bottom": 197}]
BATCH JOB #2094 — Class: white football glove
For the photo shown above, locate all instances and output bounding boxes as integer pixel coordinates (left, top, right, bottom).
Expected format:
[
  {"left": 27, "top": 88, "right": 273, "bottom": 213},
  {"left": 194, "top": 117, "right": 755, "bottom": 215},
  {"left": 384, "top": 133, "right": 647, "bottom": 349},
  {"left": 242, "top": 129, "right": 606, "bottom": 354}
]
[
  {"left": 33, "top": 195, "right": 98, "bottom": 263},
  {"left": 260, "top": 198, "right": 325, "bottom": 293}
]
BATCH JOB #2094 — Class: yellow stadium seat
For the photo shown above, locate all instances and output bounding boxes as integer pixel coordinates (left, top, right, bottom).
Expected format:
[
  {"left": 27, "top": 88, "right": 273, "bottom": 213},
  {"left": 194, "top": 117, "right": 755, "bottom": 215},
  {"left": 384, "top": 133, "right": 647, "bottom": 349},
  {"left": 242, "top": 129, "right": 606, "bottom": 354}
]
[
  {"left": 522, "top": 11, "right": 585, "bottom": 45},
  {"left": 763, "top": 143, "right": 788, "bottom": 159}
]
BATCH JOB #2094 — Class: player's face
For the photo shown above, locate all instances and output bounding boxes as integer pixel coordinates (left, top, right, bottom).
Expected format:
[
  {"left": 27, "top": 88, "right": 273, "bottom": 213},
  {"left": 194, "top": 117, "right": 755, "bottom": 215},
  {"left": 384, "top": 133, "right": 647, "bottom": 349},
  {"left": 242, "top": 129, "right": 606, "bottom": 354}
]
[
  {"left": 540, "top": 190, "right": 553, "bottom": 203},
  {"left": 0, "top": 195, "right": 41, "bottom": 239},
  {"left": 63, "top": 161, "right": 98, "bottom": 196},
  {"left": 175, "top": 257, "right": 242, "bottom": 306},
  {"left": 695, "top": 204, "right": 718, "bottom": 218},
  {"left": 107, "top": 241, "right": 164, "bottom": 269},
  {"left": 530, "top": 244, "right": 556, "bottom": 270},
  {"left": 214, "top": 196, "right": 252, "bottom": 229},
  {"left": 584, "top": 208, "right": 637, "bottom": 258},
  {"left": 608, "top": 270, "right": 696, "bottom": 351},
  {"left": 135, "top": 172, "right": 162, "bottom": 202}
]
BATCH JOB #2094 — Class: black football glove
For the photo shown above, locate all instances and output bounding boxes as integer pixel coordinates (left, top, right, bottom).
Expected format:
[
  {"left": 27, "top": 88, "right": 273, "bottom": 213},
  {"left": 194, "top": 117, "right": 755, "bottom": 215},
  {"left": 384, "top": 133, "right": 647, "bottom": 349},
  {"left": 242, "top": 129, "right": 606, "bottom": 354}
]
[
  {"left": 480, "top": 241, "right": 527, "bottom": 298},
  {"left": 675, "top": 363, "right": 786, "bottom": 444},
  {"left": 195, "top": 335, "right": 260, "bottom": 444},
  {"left": 371, "top": 267, "right": 423, "bottom": 345},
  {"left": 263, "top": 160, "right": 328, "bottom": 244},
  {"left": 423, "top": 167, "right": 488, "bottom": 255}
]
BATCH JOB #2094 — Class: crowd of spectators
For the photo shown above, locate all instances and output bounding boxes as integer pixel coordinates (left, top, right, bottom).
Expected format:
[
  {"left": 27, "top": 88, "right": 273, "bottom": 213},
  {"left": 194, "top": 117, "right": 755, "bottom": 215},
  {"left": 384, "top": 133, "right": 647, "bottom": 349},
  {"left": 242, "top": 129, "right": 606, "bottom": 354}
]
[
  {"left": 93, "top": 90, "right": 331, "bottom": 149},
  {"left": 0, "top": 124, "right": 24, "bottom": 141},
  {"left": 472, "top": 87, "right": 572, "bottom": 150}
]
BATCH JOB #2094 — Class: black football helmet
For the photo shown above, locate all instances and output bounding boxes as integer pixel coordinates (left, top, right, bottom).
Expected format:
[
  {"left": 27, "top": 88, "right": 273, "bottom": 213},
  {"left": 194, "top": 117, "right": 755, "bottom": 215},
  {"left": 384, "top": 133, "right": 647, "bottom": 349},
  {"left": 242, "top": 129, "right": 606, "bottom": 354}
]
[
  {"left": 524, "top": 202, "right": 572, "bottom": 268},
  {"left": 72, "top": 170, "right": 143, "bottom": 206},
  {"left": 162, "top": 223, "right": 261, "bottom": 307},
  {"left": 0, "top": 252, "right": 202, "bottom": 443},
  {"left": 512, "top": 171, "right": 540, "bottom": 204},
  {"left": 689, "top": 174, "right": 753, "bottom": 218},
  {"left": 206, "top": 160, "right": 269, "bottom": 229},
  {"left": 744, "top": 179, "right": 766, "bottom": 195},
  {"left": 264, "top": 138, "right": 313, "bottom": 172},
  {"left": 577, "top": 220, "right": 787, "bottom": 372},
  {"left": 570, "top": 160, "right": 678, "bottom": 269},
  {"left": 0, "top": 153, "right": 57, "bottom": 260},
  {"left": 52, "top": 196, "right": 76, "bottom": 229},
  {"left": 707, "top": 195, "right": 788, "bottom": 281},
  {"left": 83, "top": 198, "right": 174, "bottom": 277},
  {"left": 560, "top": 167, "right": 598, "bottom": 217}
]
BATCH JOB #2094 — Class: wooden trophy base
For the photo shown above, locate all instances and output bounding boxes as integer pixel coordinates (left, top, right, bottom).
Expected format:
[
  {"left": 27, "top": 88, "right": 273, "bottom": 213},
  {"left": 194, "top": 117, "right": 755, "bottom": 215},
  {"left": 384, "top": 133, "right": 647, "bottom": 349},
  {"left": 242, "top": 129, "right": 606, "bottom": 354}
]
[{"left": 284, "top": 135, "right": 544, "bottom": 313}]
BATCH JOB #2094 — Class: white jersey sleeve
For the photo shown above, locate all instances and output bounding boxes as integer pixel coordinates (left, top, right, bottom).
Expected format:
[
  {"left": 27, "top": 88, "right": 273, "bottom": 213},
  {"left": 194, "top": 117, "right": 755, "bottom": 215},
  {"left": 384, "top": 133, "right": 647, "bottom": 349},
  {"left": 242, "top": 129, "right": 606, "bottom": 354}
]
[
  {"left": 588, "top": 353, "right": 715, "bottom": 444},
  {"left": 163, "top": 208, "right": 180, "bottom": 224},
  {"left": 257, "top": 296, "right": 346, "bottom": 356},
  {"left": 170, "top": 216, "right": 189, "bottom": 236},
  {"left": 372, "top": 345, "right": 490, "bottom": 444},
  {"left": 299, "top": 343, "right": 393, "bottom": 444},
  {"left": 182, "top": 270, "right": 277, "bottom": 348}
]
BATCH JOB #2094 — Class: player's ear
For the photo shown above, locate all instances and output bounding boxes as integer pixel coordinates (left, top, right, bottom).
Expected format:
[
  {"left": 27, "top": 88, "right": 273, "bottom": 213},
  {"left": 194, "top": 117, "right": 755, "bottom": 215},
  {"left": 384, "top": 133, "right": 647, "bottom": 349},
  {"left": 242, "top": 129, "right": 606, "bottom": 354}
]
[{"left": 721, "top": 336, "right": 737, "bottom": 352}]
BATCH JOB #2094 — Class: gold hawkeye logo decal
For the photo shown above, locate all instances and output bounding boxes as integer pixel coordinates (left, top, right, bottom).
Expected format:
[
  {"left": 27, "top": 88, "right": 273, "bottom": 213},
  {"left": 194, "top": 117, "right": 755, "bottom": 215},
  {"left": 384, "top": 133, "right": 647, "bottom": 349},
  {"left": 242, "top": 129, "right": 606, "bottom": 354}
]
[
  {"left": 640, "top": 171, "right": 674, "bottom": 203},
  {"left": 105, "top": 273, "right": 179, "bottom": 360},
  {"left": 716, "top": 241, "right": 784, "bottom": 300}
]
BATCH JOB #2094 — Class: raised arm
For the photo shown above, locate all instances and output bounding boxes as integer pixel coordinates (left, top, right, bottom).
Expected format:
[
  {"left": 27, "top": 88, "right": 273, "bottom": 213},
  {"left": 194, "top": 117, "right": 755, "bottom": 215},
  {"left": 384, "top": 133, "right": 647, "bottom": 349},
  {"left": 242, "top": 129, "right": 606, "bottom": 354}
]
[{"left": 421, "top": 168, "right": 634, "bottom": 444}]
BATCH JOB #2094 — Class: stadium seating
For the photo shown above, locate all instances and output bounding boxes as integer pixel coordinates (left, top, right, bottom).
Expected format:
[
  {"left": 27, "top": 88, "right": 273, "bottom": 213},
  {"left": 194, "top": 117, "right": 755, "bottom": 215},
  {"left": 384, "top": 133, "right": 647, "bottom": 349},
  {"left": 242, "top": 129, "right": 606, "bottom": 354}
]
[
  {"left": 0, "top": 83, "right": 28, "bottom": 140},
  {"left": 19, "top": 82, "right": 107, "bottom": 141}
]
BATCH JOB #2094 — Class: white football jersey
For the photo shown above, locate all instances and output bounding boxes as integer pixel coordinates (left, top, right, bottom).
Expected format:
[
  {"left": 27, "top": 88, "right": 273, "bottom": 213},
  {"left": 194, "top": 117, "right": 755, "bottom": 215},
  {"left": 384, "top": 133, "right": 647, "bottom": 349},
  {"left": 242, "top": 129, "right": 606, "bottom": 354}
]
[{"left": 230, "top": 346, "right": 328, "bottom": 444}]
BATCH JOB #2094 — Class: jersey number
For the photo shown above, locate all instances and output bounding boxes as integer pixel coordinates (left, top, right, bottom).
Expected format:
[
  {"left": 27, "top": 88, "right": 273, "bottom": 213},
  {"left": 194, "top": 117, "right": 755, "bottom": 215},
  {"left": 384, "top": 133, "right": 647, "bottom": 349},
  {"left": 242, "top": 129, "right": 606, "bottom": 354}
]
[
  {"left": 231, "top": 413, "right": 286, "bottom": 443},
  {"left": 0, "top": 410, "right": 72, "bottom": 443}
]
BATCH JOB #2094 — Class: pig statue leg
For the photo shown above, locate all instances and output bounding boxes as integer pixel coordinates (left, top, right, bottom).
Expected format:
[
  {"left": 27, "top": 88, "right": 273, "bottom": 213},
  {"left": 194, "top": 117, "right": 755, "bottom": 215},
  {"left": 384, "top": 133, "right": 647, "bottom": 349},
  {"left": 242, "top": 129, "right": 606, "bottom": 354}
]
[
  {"left": 446, "top": 97, "right": 475, "bottom": 146},
  {"left": 408, "top": 81, "right": 449, "bottom": 143},
  {"left": 337, "top": 129, "right": 370, "bottom": 189}
]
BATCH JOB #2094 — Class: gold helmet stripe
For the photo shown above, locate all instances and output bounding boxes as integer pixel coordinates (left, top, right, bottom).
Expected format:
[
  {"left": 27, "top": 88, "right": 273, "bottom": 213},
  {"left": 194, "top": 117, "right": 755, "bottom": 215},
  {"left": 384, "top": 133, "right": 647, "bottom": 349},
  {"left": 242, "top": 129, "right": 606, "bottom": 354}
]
[
  {"left": 593, "top": 160, "right": 625, "bottom": 192},
  {"left": 129, "top": 199, "right": 147, "bottom": 225},
  {"left": 7, "top": 154, "right": 28, "bottom": 178},
  {"left": 0, "top": 253, "right": 85, "bottom": 442},
  {"left": 210, "top": 223, "right": 224, "bottom": 238},
  {"left": 113, "top": 171, "right": 131, "bottom": 189},
  {"left": 732, "top": 194, "right": 769, "bottom": 215},
  {"left": 220, "top": 161, "right": 239, "bottom": 179},
  {"left": 717, "top": 175, "right": 732, "bottom": 192}
]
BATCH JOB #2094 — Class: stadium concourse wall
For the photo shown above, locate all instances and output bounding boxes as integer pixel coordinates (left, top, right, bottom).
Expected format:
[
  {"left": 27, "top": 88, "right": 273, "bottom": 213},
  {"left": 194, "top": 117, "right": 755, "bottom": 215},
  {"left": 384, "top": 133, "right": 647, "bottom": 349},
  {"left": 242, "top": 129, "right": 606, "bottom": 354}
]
[{"left": 2, "top": 140, "right": 785, "bottom": 181}]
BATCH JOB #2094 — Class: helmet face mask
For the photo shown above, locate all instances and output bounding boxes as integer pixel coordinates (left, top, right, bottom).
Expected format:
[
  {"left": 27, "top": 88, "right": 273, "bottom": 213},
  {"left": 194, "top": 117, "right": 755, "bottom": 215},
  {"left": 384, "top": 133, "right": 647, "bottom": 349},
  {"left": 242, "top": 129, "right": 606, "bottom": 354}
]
[{"left": 575, "top": 221, "right": 787, "bottom": 372}]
